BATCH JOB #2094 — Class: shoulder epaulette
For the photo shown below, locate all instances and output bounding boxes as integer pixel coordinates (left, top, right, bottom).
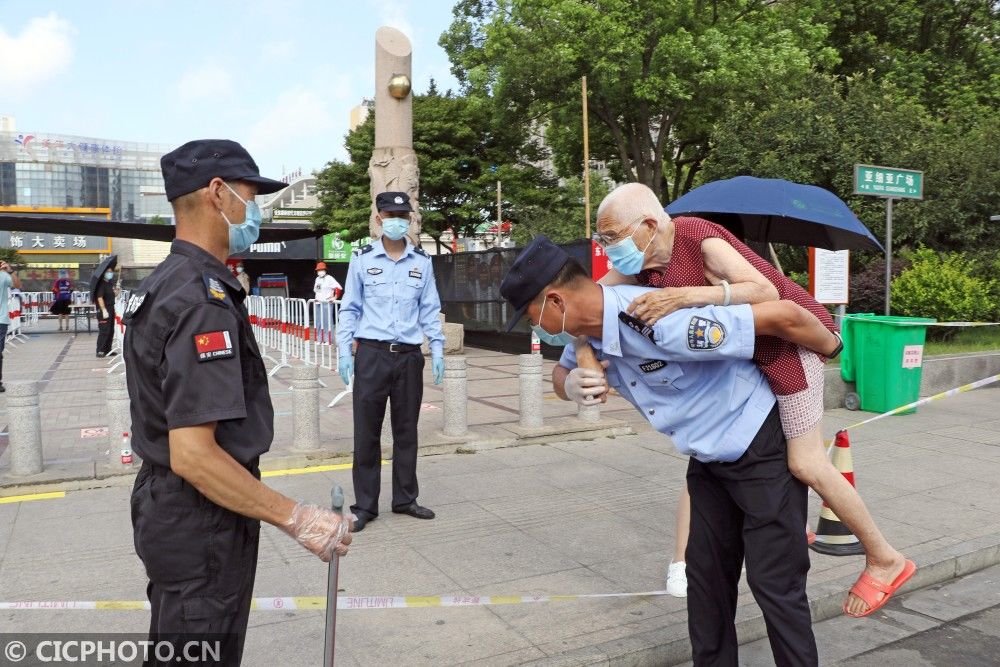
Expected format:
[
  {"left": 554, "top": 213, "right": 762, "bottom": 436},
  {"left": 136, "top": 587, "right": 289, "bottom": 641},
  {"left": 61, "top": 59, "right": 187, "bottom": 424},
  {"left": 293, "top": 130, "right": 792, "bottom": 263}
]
[
  {"left": 413, "top": 246, "right": 428, "bottom": 257},
  {"left": 354, "top": 244, "right": 374, "bottom": 257}
]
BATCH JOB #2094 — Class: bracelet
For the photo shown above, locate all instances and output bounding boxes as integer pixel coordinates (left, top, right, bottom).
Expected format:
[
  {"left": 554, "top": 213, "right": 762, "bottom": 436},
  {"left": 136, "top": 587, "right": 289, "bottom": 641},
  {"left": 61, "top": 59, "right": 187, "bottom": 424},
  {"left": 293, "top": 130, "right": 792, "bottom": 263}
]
[
  {"left": 828, "top": 332, "right": 844, "bottom": 359},
  {"left": 721, "top": 280, "right": 732, "bottom": 307}
]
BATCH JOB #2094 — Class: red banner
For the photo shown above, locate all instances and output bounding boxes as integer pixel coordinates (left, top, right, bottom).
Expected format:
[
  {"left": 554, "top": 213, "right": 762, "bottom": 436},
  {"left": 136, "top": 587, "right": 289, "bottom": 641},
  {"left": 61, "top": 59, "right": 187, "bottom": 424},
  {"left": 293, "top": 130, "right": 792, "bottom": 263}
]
[{"left": 591, "top": 240, "right": 611, "bottom": 282}]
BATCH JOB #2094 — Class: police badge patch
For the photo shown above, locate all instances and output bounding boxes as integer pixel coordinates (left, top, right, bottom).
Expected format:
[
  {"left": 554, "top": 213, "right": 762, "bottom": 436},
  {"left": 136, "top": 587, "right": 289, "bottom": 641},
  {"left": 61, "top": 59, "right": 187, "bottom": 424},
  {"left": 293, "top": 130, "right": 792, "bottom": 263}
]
[
  {"left": 687, "top": 316, "right": 726, "bottom": 350},
  {"left": 124, "top": 292, "right": 147, "bottom": 317},
  {"left": 202, "top": 273, "right": 227, "bottom": 301},
  {"left": 367, "top": 267, "right": 383, "bottom": 275}
]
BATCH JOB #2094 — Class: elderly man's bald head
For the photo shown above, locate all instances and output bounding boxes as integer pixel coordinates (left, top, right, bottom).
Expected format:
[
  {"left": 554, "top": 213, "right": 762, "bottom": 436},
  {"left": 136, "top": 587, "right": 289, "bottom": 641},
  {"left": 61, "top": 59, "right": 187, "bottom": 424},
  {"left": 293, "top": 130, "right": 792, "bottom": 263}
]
[{"left": 596, "top": 183, "right": 670, "bottom": 244}]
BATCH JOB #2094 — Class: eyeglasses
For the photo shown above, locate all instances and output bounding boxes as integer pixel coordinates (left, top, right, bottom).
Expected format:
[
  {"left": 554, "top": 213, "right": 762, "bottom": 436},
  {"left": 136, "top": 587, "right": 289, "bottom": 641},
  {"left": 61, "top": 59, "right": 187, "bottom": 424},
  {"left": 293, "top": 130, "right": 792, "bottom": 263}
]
[{"left": 596, "top": 213, "right": 646, "bottom": 246}]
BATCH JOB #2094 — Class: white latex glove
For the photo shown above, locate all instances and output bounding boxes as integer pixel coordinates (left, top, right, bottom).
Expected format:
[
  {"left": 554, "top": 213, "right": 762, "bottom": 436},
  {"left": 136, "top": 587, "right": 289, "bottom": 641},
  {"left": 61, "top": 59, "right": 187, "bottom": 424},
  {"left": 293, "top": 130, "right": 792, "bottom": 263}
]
[
  {"left": 564, "top": 365, "right": 609, "bottom": 406},
  {"left": 279, "top": 502, "right": 354, "bottom": 562}
]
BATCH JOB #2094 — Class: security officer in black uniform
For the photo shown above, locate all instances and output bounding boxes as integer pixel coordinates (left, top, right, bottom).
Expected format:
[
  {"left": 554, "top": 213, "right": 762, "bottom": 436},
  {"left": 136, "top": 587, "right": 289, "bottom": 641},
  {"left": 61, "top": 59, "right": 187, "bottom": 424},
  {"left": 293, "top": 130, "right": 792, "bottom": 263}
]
[
  {"left": 124, "top": 139, "right": 354, "bottom": 665},
  {"left": 336, "top": 192, "right": 445, "bottom": 532}
]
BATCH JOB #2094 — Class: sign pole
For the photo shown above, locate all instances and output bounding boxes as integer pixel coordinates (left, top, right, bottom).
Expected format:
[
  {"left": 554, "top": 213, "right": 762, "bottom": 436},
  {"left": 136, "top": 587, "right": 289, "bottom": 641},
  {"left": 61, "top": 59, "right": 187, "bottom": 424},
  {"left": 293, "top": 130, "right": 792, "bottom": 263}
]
[{"left": 884, "top": 197, "right": 893, "bottom": 316}]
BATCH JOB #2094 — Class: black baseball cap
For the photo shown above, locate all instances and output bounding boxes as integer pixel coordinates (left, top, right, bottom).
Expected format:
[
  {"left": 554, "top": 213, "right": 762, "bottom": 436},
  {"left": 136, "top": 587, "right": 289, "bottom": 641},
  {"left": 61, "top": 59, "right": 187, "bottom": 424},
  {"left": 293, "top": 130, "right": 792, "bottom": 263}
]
[
  {"left": 160, "top": 139, "right": 287, "bottom": 201},
  {"left": 375, "top": 191, "right": 413, "bottom": 213},
  {"left": 500, "top": 235, "right": 573, "bottom": 332}
]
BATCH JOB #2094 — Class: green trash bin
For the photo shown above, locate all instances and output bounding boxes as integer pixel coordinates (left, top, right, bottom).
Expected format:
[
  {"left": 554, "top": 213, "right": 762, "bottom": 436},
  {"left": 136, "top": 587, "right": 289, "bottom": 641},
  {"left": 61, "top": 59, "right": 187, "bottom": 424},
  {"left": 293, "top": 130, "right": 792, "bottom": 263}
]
[{"left": 840, "top": 314, "right": 936, "bottom": 414}]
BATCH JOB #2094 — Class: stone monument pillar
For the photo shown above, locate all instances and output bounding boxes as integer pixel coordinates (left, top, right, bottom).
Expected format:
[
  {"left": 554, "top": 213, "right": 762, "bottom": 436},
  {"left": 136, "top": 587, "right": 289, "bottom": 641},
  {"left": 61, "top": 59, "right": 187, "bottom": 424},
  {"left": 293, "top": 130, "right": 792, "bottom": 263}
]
[{"left": 369, "top": 26, "right": 420, "bottom": 242}]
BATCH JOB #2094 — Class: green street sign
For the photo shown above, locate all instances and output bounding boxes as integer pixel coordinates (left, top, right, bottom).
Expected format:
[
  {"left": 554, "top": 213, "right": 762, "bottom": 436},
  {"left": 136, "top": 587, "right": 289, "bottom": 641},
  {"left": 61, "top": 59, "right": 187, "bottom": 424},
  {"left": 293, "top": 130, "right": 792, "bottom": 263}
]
[
  {"left": 322, "top": 232, "right": 371, "bottom": 263},
  {"left": 853, "top": 164, "right": 924, "bottom": 200}
]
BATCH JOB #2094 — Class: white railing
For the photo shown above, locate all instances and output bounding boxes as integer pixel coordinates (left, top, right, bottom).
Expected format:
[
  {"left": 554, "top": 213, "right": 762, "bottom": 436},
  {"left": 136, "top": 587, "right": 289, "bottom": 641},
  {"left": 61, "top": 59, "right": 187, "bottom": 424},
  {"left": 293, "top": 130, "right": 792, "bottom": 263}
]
[{"left": 245, "top": 294, "right": 352, "bottom": 404}]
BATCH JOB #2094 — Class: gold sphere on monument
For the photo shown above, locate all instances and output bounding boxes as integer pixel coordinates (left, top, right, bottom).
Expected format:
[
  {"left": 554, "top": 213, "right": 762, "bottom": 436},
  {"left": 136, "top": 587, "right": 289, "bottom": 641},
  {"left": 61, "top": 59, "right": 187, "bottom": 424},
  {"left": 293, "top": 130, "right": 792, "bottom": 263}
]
[{"left": 387, "top": 74, "right": 411, "bottom": 99}]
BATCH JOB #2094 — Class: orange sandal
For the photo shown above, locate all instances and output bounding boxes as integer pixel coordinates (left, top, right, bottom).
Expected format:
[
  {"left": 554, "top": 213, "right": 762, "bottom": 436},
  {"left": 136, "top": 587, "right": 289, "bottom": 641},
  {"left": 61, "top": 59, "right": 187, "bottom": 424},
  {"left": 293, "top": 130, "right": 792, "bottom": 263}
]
[{"left": 844, "top": 559, "right": 917, "bottom": 618}]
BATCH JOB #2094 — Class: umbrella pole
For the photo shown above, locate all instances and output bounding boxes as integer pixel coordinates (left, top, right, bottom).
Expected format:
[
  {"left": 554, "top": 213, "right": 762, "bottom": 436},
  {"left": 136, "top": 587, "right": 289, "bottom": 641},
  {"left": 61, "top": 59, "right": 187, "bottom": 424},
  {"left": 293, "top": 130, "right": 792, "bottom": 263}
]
[{"left": 767, "top": 244, "right": 784, "bottom": 275}]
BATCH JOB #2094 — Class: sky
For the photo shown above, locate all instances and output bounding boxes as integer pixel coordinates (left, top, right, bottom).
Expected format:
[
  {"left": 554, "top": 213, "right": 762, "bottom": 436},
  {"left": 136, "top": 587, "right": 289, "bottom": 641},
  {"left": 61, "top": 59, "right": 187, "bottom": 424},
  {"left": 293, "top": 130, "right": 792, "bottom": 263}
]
[{"left": 0, "top": 0, "right": 461, "bottom": 177}]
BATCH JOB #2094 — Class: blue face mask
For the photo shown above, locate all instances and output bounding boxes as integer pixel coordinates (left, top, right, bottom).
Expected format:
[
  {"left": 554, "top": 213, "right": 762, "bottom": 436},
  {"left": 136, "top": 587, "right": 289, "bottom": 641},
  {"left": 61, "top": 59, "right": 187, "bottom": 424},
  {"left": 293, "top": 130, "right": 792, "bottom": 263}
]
[
  {"left": 104, "top": 271, "right": 114, "bottom": 281},
  {"left": 531, "top": 296, "right": 575, "bottom": 347},
  {"left": 380, "top": 215, "right": 409, "bottom": 241},
  {"left": 221, "top": 182, "right": 262, "bottom": 255},
  {"left": 605, "top": 217, "right": 654, "bottom": 276}
]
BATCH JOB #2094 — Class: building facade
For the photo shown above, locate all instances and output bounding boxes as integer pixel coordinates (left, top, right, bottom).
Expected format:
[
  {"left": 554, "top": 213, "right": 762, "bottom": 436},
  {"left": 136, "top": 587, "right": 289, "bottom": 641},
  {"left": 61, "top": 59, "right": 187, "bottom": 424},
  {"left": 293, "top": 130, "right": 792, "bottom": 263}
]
[{"left": 0, "top": 119, "right": 172, "bottom": 288}]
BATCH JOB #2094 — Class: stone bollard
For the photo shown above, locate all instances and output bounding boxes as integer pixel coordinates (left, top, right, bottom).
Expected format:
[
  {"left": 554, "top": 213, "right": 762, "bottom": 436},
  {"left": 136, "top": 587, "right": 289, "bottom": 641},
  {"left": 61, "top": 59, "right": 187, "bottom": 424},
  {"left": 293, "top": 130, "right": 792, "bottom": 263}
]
[
  {"left": 291, "top": 365, "right": 320, "bottom": 451},
  {"left": 578, "top": 401, "right": 601, "bottom": 423},
  {"left": 442, "top": 356, "right": 468, "bottom": 437},
  {"left": 518, "top": 353, "right": 544, "bottom": 429},
  {"left": 106, "top": 373, "right": 132, "bottom": 462},
  {"left": 8, "top": 382, "right": 43, "bottom": 476}
]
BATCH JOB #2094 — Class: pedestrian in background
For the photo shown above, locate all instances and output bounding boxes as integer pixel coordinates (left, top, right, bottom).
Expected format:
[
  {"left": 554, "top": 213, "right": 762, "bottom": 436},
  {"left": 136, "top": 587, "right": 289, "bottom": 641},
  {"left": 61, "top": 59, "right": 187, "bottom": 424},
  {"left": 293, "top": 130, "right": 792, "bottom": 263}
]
[
  {"left": 95, "top": 267, "right": 117, "bottom": 358},
  {"left": 235, "top": 262, "right": 251, "bottom": 294},
  {"left": 313, "top": 261, "right": 342, "bottom": 344},
  {"left": 50, "top": 270, "right": 73, "bottom": 331},
  {"left": 0, "top": 260, "right": 21, "bottom": 392},
  {"left": 337, "top": 191, "right": 445, "bottom": 532}
]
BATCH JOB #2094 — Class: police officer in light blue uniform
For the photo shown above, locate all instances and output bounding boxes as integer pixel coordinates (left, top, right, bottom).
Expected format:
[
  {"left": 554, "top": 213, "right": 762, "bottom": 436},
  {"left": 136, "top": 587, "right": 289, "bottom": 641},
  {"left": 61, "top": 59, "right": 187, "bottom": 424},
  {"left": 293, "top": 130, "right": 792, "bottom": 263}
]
[
  {"left": 499, "top": 236, "right": 821, "bottom": 667},
  {"left": 337, "top": 191, "right": 445, "bottom": 532}
]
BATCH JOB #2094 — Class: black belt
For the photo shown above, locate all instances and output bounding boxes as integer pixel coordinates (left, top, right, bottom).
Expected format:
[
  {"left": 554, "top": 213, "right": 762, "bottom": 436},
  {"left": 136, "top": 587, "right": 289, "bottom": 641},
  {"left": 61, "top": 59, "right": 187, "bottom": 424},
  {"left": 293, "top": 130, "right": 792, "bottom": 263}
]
[
  {"left": 145, "top": 456, "right": 260, "bottom": 477},
  {"left": 357, "top": 338, "right": 420, "bottom": 353}
]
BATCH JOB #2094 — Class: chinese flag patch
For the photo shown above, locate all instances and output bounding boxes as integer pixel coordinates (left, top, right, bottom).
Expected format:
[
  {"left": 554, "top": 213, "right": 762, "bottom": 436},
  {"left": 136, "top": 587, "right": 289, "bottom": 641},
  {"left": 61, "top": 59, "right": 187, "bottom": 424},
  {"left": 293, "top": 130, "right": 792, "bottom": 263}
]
[{"left": 194, "top": 330, "right": 234, "bottom": 361}]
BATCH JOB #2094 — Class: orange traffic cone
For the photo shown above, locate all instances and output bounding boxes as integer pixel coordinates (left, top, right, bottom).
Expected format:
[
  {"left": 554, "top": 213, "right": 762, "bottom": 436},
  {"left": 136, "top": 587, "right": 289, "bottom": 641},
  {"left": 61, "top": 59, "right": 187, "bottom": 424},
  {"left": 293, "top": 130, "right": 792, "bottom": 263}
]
[{"left": 809, "top": 430, "right": 865, "bottom": 556}]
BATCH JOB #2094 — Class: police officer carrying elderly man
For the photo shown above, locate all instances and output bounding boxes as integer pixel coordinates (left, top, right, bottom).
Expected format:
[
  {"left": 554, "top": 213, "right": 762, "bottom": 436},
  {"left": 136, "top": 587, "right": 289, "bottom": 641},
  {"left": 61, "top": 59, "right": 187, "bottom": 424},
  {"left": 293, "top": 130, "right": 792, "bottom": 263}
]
[
  {"left": 123, "top": 139, "right": 353, "bottom": 666},
  {"left": 500, "top": 236, "right": 844, "bottom": 666},
  {"left": 336, "top": 191, "right": 446, "bottom": 532}
]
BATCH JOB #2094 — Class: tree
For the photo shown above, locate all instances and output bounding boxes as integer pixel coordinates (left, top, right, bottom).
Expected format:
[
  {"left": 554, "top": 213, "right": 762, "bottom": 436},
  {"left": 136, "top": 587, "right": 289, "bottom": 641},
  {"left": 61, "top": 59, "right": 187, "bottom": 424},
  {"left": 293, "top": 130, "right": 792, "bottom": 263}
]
[
  {"left": 700, "top": 72, "right": 1000, "bottom": 270},
  {"left": 441, "top": 0, "right": 838, "bottom": 202},
  {"left": 0, "top": 248, "right": 21, "bottom": 268},
  {"left": 510, "top": 175, "right": 611, "bottom": 245},
  {"left": 821, "top": 0, "right": 1000, "bottom": 115},
  {"left": 313, "top": 85, "right": 577, "bottom": 248}
]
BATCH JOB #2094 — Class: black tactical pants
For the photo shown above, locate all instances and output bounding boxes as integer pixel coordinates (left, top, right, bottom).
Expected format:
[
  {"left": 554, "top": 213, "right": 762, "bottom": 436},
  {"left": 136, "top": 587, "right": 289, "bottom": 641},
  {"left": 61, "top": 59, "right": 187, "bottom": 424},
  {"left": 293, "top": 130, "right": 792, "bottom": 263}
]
[{"left": 131, "top": 461, "right": 260, "bottom": 666}]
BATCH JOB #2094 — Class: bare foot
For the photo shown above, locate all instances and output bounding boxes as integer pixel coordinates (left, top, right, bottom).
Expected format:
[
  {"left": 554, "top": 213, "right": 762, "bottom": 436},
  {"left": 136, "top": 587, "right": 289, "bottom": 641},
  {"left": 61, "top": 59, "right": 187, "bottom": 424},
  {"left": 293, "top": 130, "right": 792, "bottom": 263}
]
[{"left": 844, "top": 552, "right": 907, "bottom": 616}]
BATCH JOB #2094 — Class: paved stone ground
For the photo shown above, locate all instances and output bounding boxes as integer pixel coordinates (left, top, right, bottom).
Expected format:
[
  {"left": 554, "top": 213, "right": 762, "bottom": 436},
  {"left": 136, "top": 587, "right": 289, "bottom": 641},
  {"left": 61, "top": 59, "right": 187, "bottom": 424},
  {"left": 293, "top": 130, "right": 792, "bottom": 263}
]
[
  {"left": 2, "top": 322, "right": 1000, "bottom": 664},
  {"left": 0, "top": 321, "right": 639, "bottom": 481},
  {"left": 727, "top": 564, "right": 1000, "bottom": 666}
]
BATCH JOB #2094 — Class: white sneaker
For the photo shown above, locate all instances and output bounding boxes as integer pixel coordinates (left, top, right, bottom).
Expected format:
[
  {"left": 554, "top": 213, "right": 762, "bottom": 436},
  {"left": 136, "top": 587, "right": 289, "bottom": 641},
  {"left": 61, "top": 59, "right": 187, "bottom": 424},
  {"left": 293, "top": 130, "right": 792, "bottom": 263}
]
[{"left": 666, "top": 561, "right": 687, "bottom": 598}]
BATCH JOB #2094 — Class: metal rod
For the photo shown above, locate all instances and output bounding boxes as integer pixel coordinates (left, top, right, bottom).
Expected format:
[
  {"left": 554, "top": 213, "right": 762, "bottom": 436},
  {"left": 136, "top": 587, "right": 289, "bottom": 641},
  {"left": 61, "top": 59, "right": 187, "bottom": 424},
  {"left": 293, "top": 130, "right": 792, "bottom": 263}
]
[
  {"left": 885, "top": 197, "right": 893, "bottom": 315},
  {"left": 323, "top": 484, "right": 345, "bottom": 667},
  {"left": 582, "top": 75, "right": 591, "bottom": 240}
]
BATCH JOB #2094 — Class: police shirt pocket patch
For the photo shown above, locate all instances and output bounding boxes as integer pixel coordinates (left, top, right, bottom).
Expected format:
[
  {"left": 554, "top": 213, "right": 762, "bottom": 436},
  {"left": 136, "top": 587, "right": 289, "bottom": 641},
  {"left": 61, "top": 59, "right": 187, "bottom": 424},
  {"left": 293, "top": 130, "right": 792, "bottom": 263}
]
[
  {"left": 408, "top": 269, "right": 422, "bottom": 279},
  {"left": 367, "top": 267, "right": 383, "bottom": 275},
  {"left": 194, "top": 331, "right": 235, "bottom": 362},
  {"left": 687, "top": 317, "right": 726, "bottom": 350},
  {"left": 638, "top": 359, "right": 667, "bottom": 373}
]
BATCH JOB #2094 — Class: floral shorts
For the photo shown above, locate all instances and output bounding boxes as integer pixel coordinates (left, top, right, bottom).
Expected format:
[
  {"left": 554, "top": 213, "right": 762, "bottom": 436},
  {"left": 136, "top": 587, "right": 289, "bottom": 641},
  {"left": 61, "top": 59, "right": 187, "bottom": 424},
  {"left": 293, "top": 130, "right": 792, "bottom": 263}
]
[{"left": 775, "top": 348, "right": 826, "bottom": 438}]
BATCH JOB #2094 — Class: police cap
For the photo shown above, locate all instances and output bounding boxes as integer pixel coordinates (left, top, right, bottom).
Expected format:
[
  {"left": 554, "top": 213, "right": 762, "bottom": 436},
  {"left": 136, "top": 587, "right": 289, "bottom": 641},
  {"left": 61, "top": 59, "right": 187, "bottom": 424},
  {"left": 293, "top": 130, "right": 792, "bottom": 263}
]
[
  {"left": 160, "top": 139, "right": 287, "bottom": 202},
  {"left": 500, "top": 235, "right": 573, "bottom": 332},
  {"left": 375, "top": 191, "right": 413, "bottom": 213}
]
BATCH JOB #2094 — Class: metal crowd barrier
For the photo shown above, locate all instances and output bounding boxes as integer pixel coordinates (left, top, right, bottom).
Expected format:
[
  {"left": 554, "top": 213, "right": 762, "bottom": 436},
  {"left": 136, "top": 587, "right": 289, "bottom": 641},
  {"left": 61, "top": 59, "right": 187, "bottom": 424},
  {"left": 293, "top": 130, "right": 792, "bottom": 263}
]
[{"left": 244, "top": 295, "right": 350, "bottom": 399}]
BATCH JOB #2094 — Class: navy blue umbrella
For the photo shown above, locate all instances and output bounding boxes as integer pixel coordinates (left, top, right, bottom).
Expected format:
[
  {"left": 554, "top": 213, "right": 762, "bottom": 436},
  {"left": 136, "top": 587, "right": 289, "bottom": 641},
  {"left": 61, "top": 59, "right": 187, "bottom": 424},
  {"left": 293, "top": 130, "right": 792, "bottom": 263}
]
[{"left": 665, "top": 176, "right": 883, "bottom": 252}]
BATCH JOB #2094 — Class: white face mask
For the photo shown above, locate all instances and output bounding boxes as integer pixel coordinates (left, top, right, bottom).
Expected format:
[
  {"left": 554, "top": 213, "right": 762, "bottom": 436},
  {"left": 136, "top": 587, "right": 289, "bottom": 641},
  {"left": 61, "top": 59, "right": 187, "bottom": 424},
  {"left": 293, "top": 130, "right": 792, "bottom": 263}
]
[{"left": 317, "top": 270, "right": 327, "bottom": 278}]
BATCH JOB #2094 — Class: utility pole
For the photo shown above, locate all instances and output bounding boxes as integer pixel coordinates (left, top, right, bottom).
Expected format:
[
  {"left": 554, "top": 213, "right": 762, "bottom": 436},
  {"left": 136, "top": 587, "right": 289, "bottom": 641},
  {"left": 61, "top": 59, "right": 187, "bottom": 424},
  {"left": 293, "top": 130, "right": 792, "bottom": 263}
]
[
  {"left": 582, "top": 75, "right": 591, "bottom": 240},
  {"left": 496, "top": 179, "right": 502, "bottom": 247}
]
